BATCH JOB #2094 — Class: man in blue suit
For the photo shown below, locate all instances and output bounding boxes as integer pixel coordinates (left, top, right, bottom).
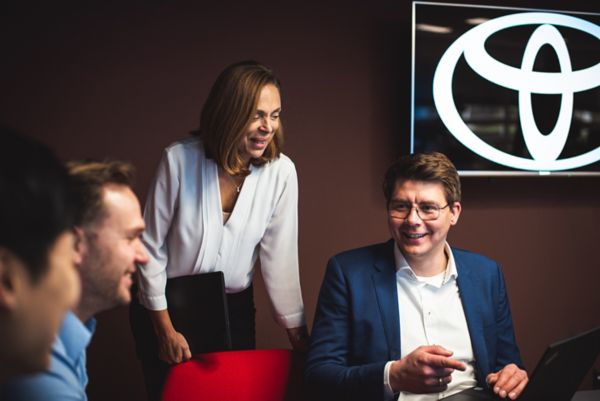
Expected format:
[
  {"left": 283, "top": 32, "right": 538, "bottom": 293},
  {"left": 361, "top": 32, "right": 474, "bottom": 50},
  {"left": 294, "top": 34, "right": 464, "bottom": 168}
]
[{"left": 305, "top": 152, "right": 528, "bottom": 401}]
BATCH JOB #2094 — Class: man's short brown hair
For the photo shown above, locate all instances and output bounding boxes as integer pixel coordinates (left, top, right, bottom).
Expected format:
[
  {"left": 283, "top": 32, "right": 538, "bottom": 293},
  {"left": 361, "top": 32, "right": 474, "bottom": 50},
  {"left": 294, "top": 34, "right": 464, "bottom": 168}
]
[
  {"left": 67, "top": 160, "right": 135, "bottom": 227},
  {"left": 383, "top": 152, "right": 461, "bottom": 206}
]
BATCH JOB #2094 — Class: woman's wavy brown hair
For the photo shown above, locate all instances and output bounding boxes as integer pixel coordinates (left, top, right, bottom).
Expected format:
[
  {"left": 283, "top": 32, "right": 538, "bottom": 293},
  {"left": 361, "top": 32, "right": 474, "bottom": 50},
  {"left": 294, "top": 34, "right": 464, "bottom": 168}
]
[{"left": 194, "top": 60, "right": 283, "bottom": 176}]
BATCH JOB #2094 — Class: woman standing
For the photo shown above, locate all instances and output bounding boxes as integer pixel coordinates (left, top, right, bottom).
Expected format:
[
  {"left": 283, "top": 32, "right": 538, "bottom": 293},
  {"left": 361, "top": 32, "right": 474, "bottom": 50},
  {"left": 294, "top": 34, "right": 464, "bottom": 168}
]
[{"left": 131, "top": 61, "right": 308, "bottom": 400}]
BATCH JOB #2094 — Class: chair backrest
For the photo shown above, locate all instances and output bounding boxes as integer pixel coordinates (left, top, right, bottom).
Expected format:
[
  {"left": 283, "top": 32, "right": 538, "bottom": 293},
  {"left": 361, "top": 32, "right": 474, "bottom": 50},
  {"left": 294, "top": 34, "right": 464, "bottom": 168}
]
[{"left": 161, "top": 349, "right": 303, "bottom": 401}]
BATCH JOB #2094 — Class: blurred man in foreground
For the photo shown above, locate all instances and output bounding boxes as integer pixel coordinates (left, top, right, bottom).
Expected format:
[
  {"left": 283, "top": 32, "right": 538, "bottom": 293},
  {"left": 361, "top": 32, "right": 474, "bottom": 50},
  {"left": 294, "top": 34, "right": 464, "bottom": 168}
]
[
  {"left": 0, "top": 128, "right": 80, "bottom": 384},
  {"left": 2, "top": 160, "right": 149, "bottom": 400}
]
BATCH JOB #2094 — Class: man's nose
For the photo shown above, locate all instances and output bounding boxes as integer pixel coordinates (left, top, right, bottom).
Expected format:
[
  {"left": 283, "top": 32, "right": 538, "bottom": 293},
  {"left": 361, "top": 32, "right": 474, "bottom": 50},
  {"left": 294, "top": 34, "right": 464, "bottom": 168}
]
[
  {"left": 405, "top": 206, "right": 423, "bottom": 224},
  {"left": 135, "top": 240, "right": 149, "bottom": 265}
]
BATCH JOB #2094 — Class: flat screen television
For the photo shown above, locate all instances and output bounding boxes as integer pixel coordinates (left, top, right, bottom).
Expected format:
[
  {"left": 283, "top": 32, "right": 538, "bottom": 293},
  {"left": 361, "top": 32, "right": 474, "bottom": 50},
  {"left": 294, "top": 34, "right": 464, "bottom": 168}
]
[{"left": 411, "top": 2, "right": 600, "bottom": 176}]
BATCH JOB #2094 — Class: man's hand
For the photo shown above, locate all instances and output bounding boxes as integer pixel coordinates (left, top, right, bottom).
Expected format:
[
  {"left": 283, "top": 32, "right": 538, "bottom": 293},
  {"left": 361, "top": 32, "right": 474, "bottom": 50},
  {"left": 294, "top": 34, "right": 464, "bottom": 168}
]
[
  {"left": 486, "top": 363, "right": 528, "bottom": 399},
  {"left": 389, "top": 345, "right": 467, "bottom": 394}
]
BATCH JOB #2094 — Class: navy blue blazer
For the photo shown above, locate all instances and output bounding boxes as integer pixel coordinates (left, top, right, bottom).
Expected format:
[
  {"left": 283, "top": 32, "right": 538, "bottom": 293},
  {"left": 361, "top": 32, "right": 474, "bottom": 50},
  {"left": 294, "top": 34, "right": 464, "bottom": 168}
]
[{"left": 305, "top": 240, "right": 523, "bottom": 401}]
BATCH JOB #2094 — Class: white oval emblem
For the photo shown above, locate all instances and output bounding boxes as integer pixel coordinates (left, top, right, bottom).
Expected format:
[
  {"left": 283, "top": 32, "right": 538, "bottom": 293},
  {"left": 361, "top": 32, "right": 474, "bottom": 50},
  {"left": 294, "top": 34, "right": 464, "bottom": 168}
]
[{"left": 433, "top": 12, "right": 600, "bottom": 171}]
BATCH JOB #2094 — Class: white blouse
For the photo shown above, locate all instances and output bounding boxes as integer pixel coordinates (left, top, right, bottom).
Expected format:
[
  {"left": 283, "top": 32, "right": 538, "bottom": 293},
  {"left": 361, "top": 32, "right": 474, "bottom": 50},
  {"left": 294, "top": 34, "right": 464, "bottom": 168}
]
[{"left": 137, "top": 137, "right": 305, "bottom": 329}]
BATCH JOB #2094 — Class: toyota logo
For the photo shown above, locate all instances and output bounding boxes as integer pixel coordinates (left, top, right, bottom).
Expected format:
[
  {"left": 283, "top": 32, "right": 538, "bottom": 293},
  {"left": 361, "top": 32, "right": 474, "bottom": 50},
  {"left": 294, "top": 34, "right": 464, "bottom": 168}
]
[{"left": 433, "top": 12, "right": 600, "bottom": 172}]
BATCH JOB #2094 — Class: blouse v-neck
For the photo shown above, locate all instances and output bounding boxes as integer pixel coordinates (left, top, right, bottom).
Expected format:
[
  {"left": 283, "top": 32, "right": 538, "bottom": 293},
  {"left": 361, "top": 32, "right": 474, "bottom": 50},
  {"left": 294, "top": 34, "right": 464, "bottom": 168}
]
[{"left": 211, "top": 161, "right": 256, "bottom": 228}]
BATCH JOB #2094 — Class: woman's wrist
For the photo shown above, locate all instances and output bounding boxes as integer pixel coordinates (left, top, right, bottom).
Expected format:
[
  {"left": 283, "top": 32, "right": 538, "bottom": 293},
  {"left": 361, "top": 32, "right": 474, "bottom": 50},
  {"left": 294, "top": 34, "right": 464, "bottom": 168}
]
[
  {"left": 148, "top": 309, "right": 175, "bottom": 336},
  {"left": 286, "top": 325, "right": 310, "bottom": 351}
]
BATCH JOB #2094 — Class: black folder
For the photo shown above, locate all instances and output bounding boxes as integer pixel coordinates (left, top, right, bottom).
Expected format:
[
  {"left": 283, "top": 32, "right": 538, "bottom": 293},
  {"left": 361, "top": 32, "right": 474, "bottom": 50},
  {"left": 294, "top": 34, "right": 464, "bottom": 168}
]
[{"left": 165, "top": 271, "right": 232, "bottom": 355}]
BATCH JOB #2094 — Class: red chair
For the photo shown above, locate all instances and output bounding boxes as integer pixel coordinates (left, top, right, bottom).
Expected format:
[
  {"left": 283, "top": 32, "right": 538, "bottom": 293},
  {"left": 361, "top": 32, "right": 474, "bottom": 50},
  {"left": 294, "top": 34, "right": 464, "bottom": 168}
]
[{"left": 161, "top": 349, "right": 304, "bottom": 401}]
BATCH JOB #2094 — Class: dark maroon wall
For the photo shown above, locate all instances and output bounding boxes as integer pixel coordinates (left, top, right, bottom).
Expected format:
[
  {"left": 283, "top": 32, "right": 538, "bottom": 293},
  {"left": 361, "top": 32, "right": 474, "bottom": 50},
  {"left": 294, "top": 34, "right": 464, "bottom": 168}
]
[{"left": 1, "top": 1, "right": 598, "bottom": 400}]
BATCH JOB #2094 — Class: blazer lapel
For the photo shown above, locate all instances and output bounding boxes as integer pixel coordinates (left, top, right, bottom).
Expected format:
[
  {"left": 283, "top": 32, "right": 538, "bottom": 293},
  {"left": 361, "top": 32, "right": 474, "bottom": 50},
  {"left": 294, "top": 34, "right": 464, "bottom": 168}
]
[
  {"left": 372, "top": 240, "right": 401, "bottom": 360},
  {"left": 455, "top": 253, "right": 489, "bottom": 384}
]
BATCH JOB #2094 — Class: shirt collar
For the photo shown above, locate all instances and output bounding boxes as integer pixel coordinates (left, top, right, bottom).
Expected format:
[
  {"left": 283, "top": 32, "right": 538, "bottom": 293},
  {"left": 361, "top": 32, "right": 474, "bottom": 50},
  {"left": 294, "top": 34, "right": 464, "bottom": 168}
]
[
  {"left": 57, "top": 311, "right": 96, "bottom": 362},
  {"left": 393, "top": 242, "right": 458, "bottom": 284}
]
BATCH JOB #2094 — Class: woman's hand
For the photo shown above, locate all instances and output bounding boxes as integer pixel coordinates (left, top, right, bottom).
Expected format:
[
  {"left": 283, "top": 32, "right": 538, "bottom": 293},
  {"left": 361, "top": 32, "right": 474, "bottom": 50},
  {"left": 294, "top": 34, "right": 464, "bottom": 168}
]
[
  {"left": 157, "top": 329, "right": 192, "bottom": 364},
  {"left": 148, "top": 309, "right": 192, "bottom": 364},
  {"left": 286, "top": 325, "right": 310, "bottom": 353}
]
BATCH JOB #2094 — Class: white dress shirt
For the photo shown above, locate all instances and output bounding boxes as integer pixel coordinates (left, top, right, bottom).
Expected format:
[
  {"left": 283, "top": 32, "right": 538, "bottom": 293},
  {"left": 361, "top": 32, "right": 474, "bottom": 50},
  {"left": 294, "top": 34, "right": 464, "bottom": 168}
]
[
  {"left": 137, "top": 137, "right": 305, "bottom": 328},
  {"left": 384, "top": 243, "right": 477, "bottom": 400}
]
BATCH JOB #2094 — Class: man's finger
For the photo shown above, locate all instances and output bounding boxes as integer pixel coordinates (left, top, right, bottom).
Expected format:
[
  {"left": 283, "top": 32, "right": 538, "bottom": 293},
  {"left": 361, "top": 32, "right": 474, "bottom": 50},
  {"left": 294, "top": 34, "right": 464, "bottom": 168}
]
[
  {"left": 487, "top": 372, "right": 499, "bottom": 386},
  {"left": 507, "top": 376, "right": 528, "bottom": 400},
  {"left": 496, "top": 368, "right": 528, "bottom": 398},
  {"left": 493, "top": 365, "right": 518, "bottom": 391},
  {"left": 427, "top": 354, "right": 466, "bottom": 371},
  {"left": 433, "top": 367, "right": 456, "bottom": 377},
  {"left": 423, "top": 344, "right": 454, "bottom": 356}
]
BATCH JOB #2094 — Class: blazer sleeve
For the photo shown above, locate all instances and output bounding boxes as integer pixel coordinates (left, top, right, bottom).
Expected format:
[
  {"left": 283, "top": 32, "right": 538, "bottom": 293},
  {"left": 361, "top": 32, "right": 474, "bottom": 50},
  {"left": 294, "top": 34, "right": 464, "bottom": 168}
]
[
  {"left": 259, "top": 161, "right": 305, "bottom": 328},
  {"left": 137, "top": 148, "right": 180, "bottom": 310},
  {"left": 305, "top": 256, "right": 387, "bottom": 401}
]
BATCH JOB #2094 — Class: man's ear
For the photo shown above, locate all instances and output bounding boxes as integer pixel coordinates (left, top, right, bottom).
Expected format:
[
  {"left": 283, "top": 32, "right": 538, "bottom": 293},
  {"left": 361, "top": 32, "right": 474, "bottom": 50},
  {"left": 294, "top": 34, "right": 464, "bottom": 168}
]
[
  {"left": 449, "top": 201, "right": 462, "bottom": 225},
  {"left": 72, "top": 227, "right": 86, "bottom": 270},
  {"left": 0, "top": 248, "right": 22, "bottom": 312}
]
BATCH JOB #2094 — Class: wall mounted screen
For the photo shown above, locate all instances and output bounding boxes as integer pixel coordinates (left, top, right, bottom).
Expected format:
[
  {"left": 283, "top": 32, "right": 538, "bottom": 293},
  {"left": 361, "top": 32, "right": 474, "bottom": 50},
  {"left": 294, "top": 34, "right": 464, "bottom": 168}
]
[{"left": 411, "top": 2, "right": 600, "bottom": 176}]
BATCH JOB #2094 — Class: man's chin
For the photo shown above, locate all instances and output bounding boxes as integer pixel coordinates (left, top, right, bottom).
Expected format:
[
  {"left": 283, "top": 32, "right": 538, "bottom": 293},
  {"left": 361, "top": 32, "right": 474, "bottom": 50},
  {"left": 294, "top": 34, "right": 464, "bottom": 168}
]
[
  {"left": 398, "top": 244, "right": 425, "bottom": 256},
  {"left": 115, "top": 288, "right": 132, "bottom": 306},
  {"left": 119, "top": 294, "right": 132, "bottom": 305}
]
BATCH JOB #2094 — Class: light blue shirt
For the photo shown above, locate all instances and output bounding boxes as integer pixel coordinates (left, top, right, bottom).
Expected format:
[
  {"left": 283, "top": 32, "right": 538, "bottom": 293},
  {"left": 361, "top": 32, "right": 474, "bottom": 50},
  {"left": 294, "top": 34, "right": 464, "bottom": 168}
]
[{"left": 0, "top": 312, "right": 96, "bottom": 401}]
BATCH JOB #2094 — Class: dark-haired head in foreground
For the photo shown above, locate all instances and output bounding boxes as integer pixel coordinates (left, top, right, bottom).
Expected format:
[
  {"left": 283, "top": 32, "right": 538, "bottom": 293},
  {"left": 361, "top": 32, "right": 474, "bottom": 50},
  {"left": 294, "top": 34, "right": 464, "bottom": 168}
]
[{"left": 0, "top": 127, "right": 81, "bottom": 383}]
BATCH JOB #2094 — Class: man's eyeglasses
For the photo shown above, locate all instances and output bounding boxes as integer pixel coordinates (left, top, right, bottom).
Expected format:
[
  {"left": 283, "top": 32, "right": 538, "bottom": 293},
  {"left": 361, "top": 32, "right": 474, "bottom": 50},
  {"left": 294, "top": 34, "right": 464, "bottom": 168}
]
[{"left": 388, "top": 203, "right": 450, "bottom": 221}]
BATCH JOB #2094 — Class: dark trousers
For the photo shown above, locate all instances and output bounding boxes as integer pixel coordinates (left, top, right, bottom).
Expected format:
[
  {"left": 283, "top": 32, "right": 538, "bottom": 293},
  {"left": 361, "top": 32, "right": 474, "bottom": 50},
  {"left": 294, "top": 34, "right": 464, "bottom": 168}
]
[{"left": 129, "top": 284, "right": 256, "bottom": 401}]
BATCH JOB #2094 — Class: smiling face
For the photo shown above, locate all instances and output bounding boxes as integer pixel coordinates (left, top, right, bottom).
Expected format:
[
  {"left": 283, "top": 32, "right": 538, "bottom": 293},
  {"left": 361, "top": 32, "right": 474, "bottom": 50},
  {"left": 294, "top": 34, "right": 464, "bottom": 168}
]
[
  {"left": 387, "top": 179, "right": 461, "bottom": 274},
  {"left": 239, "top": 83, "right": 281, "bottom": 165},
  {"left": 78, "top": 184, "right": 148, "bottom": 317}
]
